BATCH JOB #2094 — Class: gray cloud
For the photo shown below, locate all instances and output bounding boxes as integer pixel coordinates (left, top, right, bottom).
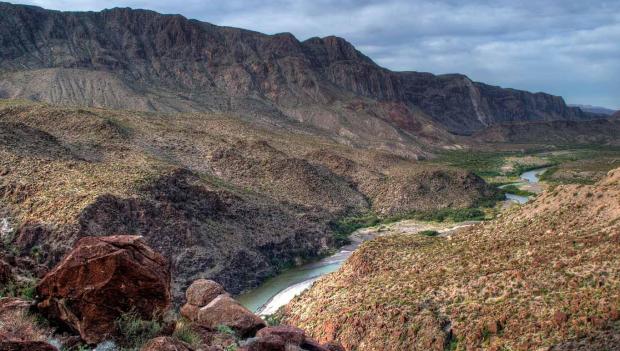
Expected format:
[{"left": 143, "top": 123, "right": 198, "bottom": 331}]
[{"left": 16, "top": 0, "right": 620, "bottom": 109}]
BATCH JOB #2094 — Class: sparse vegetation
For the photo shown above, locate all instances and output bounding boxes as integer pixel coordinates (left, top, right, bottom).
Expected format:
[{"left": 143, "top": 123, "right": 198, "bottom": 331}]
[
  {"left": 0, "top": 277, "right": 37, "bottom": 300},
  {"left": 419, "top": 230, "right": 439, "bottom": 237},
  {"left": 500, "top": 185, "right": 536, "bottom": 197},
  {"left": 115, "top": 311, "right": 163, "bottom": 351},
  {"left": 172, "top": 318, "right": 202, "bottom": 348},
  {"left": 285, "top": 168, "right": 620, "bottom": 350}
]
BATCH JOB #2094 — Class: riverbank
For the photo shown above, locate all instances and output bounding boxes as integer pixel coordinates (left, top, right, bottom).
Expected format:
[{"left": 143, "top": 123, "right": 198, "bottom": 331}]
[
  {"left": 237, "top": 219, "right": 478, "bottom": 315},
  {"left": 238, "top": 167, "right": 550, "bottom": 314}
]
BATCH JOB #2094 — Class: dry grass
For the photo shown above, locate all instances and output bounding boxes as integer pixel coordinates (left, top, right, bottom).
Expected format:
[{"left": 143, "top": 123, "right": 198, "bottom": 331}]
[{"left": 0, "top": 307, "right": 51, "bottom": 342}]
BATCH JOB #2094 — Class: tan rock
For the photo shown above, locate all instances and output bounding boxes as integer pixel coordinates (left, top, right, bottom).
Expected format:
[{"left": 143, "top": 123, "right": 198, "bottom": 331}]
[
  {"left": 196, "top": 295, "right": 266, "bottom": 337},
  {"left": 186, "top": 280, "right": 226, "bottom": 307}
]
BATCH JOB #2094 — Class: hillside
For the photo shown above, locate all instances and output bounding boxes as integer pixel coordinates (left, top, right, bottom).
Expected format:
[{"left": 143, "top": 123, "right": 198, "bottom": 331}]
[
  {"left": 0, "top": 100, "right": 496, "bottom": 302},
  {"left": 283, "top": 168, "right": 620, "bottom": 350},
  {"left": 0, "top": 2, "right": 602, "bottom": 154}
]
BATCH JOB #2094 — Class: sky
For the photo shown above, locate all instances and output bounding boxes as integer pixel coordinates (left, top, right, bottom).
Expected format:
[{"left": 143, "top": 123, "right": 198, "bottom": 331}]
[{"left": 15, "top": 0, "right": 620, "bottom": 109}]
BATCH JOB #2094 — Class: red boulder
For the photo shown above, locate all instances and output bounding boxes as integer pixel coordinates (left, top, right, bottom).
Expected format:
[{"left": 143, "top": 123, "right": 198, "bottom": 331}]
[{"left": 36, "top": 235, "right": 171, "bottom": 344}]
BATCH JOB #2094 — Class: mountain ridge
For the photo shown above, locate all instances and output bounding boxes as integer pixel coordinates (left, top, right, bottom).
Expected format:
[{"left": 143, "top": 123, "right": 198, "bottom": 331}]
[{"left": 0, "top": 1, "right": 603, "bottom": 151}]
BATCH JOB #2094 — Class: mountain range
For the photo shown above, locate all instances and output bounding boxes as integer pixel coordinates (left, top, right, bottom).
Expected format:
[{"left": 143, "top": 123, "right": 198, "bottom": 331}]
[{"left": 0, "top": 2, "right": 614, "bottom": 158}]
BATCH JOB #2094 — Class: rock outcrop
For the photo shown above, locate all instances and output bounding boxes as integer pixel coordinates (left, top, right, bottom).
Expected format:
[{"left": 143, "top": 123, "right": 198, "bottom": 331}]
[{"left": 36, "top": 235, "right": 171, "bottom": 344}]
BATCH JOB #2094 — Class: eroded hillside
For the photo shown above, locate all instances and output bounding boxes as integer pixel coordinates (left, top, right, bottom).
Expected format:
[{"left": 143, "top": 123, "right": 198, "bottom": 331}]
[
  {"left": 283, "top": 168, "right": 620, "bottom": 350},
  {"left": 0, "top": 101, "right": 496, "bottom": 302}
]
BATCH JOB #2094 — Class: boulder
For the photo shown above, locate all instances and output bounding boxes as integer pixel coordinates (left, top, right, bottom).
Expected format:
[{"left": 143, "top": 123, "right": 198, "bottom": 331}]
[
  {"left": 195, "top": 295, "right": 266, "bottom": 338},
  {"left": 256, "top": 326, "right": 305, "bottom": 346},
  {"left": 186, "top": 279, "right": 226, "bottom": 307},
  {"left": 140, "top": 336, "right": 193, "bottom": 351},
  {"left": 0, "top": 340, "right": 58, "bottom": 351},
  {"left": 36, "top": 235, "right": 171, "bottom": 344},
  {"left": 241, "top": 335, "right": 286, "bottom": 351},
  {"left": 181, "top": 279, "right": 227, "bottom": 322},
  {"left": 300, "top": 338, "right": 330, "bottom": 351}
]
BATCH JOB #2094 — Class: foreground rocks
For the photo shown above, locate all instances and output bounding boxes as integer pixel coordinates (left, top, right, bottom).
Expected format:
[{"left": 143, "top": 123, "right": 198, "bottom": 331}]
[
  {"left": 36, "top": 235, "right": 171, "bottom": 344},
  {"left": 179, "top": 279, "right": 343, "bottom": 351}
]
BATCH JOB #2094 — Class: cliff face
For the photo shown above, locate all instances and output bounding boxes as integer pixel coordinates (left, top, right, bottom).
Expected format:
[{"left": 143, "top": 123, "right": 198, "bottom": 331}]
[{"left": 0, "top": 2, "right": 597, "bottom": 141}]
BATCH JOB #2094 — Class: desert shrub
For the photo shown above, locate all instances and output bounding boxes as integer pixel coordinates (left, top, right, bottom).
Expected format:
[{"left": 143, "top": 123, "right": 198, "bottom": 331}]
[
  {"left": 500, "top": 185, "right": 535, "bottom": 197},
  {"left": 330, "top": 213, "right": 381, "bottom": 244},
  {"left": 419, "top": 230, "right": 439, "bottom": 237},
  {"left": 115, "top": 311, "right": 162, "bottom": 350},
  {"left": 0, "top": 309, "right": 51, "bottom": 342},
  {"left": 0, "top": 277, "right": 37, "bottom": 301},
  {"left": 172, "top": 318, "right": 202, "bottom": 348},
  {"left": 264, "top": 313, "right": 282, "bottom": 326}
]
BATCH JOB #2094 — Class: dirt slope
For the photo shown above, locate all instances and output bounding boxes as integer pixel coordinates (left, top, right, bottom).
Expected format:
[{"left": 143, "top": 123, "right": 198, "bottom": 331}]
[{"left": 283, "top": 168, "right": 620, "bottom": 350}]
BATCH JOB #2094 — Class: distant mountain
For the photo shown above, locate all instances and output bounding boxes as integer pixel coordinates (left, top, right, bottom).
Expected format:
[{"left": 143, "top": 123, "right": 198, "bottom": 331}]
[
  {"left": 569, "top": 104, "right": 617, "bottom": 116},
  {"left": 0, "top": 2, "right": 603, "bottom": 153}
]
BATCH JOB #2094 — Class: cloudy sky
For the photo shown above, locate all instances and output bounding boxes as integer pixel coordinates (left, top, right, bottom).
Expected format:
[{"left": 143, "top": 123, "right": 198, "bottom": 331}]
[{"left": 16, "top": 0, "right": 620, "bottom": 109}]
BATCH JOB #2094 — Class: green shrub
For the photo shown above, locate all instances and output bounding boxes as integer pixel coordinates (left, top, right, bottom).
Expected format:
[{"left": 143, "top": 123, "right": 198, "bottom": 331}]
[
  {"left": 264, "top": 313, "right": 283, "bottom": 326},
  {"left": 330, "top": 213, "right": 381, "bottom": 244},
  {"left": 115, "top": 310, "right": 162, "bottom": 351},
  {"left": 419, "top": 230, "right": 439, "bottom": 237},
  {"left": 172, "top": 319, "right": 202, "bottom": 348},
  {"left": 500, "top": 185, "right": 536, "bottom": 197}
]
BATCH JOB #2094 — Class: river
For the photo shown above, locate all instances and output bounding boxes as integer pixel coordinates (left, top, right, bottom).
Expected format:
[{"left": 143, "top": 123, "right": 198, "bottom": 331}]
[
  {"left": 501, "top": 167, "right": 548, "bottom": 204},
  {"left": 237, "top": 167, "right": 548, "bottom": 315}
]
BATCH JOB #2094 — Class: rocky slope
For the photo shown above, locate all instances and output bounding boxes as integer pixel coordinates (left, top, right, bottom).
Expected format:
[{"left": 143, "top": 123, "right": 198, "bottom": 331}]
[
  {"left": 283, "top": 168, "right": 620, "bottom": 350},
  {"left": 0, "top": 101, "right": 496, "bottom": 302},
  {"left": 473, "top": 118, "right": 620, "bottom": 146},
  {"left": 0, "top": 2, "right": 601, "bottom": 151}
]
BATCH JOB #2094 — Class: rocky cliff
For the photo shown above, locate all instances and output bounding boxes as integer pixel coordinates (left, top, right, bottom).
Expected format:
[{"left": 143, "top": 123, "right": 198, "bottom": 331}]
[
  {"left": 0, "top": 2, "right": 598, "bottom": 146},
  {"left": 283, "top": 168, "right": 620, "bottom": 350}
]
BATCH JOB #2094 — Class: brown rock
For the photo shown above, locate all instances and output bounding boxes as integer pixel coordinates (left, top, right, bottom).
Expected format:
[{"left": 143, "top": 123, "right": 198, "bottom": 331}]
[
  {"left": 300, "top": 338, "right": 330, "bottom": 351},
  {"left": 0, "top": 341, "right": 58, "bottom": 351},
  {"left": 256, "top": 326, "right": 305, "bottom": 346},
  {"left": 36, "top": 235, "right": 171, "bottom": 344},
  {"left": 553, "top": 311, "right": 568, "bottom": 326},
  {"left": 196, "top": 295, "right": 266, "bottom": 338},
  {"left": 181, "top": 303, "right": 201, "bottom": 322},
  {"left": 140, "top": 336, "right": 193, "bottom": 351},
  {"left": 0, "top": 258, "right": 13, "bottom": 284},
  {"left": 243, "top": 335, "right": 286, "bottom": 351},
  {"left": 323, "top": 342, "right": 345, "bottom": 351},
  {"left": 0, "top": 297, "right": 31, "bottom": 312},
  {"left": 186, "top": 279, "right": 226, "bottom": 307}
]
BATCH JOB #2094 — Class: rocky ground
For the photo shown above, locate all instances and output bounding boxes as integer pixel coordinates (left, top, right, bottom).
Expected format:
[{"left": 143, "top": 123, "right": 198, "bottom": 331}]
[
  {"left": 283, "top": 167, "right": 620, "bottom": 350},
  {"left": 1, "top": 235, "right": 344, "bottom": 351},
  {"left": 0, "top": 101, "right": 496, "bottom": 303}
]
